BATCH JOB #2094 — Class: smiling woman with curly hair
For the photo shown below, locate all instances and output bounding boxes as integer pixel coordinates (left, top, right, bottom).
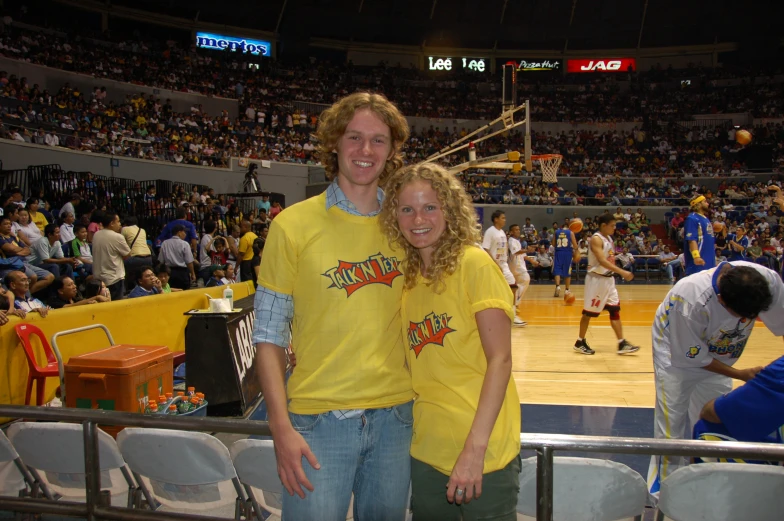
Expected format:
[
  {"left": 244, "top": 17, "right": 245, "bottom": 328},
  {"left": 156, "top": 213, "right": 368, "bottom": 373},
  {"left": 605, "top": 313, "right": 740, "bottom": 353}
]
[{"left": 380, "top": 162, "right": 521, "bottom": 520}]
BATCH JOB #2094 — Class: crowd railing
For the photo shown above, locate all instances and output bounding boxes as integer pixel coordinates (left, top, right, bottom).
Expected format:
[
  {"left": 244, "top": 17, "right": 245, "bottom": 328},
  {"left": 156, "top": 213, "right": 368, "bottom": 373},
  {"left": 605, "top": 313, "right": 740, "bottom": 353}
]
[{"left": 1, "top": 405, "right": 784, "bottom": 521}]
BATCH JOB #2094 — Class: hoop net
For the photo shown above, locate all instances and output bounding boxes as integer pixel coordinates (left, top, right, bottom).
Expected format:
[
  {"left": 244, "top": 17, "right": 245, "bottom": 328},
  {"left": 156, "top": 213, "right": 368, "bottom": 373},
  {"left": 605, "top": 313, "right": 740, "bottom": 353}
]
[{"left": 532, "top": 154, "right": 562, "bottom": 183}]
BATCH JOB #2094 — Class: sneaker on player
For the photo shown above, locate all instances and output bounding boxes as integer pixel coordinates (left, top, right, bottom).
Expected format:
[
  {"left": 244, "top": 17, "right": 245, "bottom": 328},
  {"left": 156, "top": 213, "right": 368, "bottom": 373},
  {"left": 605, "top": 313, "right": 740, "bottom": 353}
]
[
  {"left": 617, "top": 340, "right": 640, "bottom": 355},
  {"left": 513, "top": 317, "right": 527, "bottom": 327},
  {"left": 573, "top": 339, "right": 595, "bottom": 355},
  {"left": 553, "top": 287, "right": 561, "bottom": 298}
]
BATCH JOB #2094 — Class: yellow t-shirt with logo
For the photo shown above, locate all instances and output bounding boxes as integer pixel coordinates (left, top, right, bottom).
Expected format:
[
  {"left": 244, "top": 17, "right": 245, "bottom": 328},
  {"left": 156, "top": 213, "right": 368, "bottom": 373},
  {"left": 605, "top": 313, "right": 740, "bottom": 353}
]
[
  {"left": 403, "top": 245, "right": 520, "bottom": 475},
  {"left": 258, "top": 192, "right": 414, "bottom": 414}
]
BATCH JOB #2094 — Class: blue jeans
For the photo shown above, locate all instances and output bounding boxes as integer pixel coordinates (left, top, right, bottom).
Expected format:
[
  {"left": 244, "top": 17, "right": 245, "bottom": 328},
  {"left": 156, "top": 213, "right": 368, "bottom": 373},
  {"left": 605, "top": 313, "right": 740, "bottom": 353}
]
[{"left": 282, "top": 401, "right": 414, "bottom": 521}]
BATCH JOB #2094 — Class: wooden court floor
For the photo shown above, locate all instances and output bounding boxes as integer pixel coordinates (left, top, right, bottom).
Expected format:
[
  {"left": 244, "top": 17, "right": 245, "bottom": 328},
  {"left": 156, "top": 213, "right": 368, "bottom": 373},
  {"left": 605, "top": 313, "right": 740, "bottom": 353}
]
[{"left": 513, "top": 284, "right": 784, "bottom": 408}]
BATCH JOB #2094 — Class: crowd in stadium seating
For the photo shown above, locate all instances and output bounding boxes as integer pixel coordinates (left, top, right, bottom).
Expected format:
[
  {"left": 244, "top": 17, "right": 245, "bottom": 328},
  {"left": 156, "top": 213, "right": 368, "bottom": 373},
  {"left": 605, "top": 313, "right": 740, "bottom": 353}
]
[
  {"left": 0, "top": 177, "right": 270, "bottom": 319},
  {"left": 2, "top": 22, "right": 784, "bottom": 123},
  {"left": 0, "top": 74, "right": 780, "bottom": 179}
]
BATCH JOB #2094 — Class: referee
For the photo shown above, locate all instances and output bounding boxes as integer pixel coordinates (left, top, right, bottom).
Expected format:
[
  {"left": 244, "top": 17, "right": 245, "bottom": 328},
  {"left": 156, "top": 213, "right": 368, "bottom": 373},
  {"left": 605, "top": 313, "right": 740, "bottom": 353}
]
[{"left": 158, "top": 224, "right": 195, "bottom": 290}]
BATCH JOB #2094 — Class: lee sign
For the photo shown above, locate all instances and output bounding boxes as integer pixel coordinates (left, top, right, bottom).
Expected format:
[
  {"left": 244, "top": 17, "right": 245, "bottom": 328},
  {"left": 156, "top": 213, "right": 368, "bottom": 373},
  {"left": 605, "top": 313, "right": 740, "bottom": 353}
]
[{"left": 566, "top": 58, "right": 636, "bottom": 73}]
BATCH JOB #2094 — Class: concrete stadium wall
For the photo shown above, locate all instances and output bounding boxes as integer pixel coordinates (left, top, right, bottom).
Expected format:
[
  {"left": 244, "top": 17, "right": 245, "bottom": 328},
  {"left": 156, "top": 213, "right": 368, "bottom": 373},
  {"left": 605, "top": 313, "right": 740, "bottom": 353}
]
[
  {"left": 0, "top": 57, "right": 239, "bottom": 119},
  {"left": 0, "top": 141, "right": 308, "bottom": 203}
]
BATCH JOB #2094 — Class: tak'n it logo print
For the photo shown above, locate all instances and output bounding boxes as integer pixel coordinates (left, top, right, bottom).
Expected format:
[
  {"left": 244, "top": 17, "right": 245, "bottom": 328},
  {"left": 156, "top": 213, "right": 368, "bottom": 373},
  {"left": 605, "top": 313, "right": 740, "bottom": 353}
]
[
  {"left": 407, "top": 312, "right": 456, "bottom": 357},
  {"left": 322, "top": 252, "right": 402, "bottom": 297}
]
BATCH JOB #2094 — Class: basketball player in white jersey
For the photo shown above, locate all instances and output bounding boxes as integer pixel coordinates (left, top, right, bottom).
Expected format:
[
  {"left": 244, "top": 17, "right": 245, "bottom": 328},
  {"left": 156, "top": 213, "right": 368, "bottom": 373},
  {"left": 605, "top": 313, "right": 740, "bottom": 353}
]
[
  {"left": 646, "top": 261, "right": 784, "bottom": 500},
  {"left": 509, "top": 223, "right": 535, "bottom": 327},
  {"left": 482, "top": 210, "right": 525, "bottom": 327},
  {"left": 574, "top": 213, "right": 640, "bottom": 355}
]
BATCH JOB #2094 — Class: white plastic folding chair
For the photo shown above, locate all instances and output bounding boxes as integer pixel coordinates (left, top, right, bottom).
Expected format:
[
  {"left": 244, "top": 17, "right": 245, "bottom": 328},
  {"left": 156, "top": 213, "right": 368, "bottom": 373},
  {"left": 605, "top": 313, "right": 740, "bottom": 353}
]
[
  {"left": 0, "top": 429, "right": 36, "bottom": 499},
  {"left": 657, "top": 463, "right": 784, "bottom": 521},
  {"left": 6, "top": 422, "right": 142, "bottom": 507},
  {"left": 117, "top": 428, "right": 247, "bottom": 519},
  {"left": 517, "top": 456, "right": 647, "bottom": 521},
  {"left": 229, "top": 439, "right": 359, "bottom": 521}
]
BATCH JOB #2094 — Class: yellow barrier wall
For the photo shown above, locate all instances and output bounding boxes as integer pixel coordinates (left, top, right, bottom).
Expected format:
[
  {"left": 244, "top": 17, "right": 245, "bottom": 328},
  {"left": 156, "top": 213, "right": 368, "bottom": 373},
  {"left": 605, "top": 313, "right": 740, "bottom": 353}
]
[{"left": 0, "top": 282, "right": 255, "bottom": 411}]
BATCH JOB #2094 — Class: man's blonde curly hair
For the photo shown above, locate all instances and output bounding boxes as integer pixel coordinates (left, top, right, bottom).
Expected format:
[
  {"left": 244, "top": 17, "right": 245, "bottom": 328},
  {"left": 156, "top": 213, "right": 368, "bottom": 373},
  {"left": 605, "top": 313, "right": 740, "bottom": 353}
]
[
  {"left": 380, "top": 162, "right": 482, "bottom": 293},
  {"left": 316, "top": 92, "right": 409, "bottom": 184}
]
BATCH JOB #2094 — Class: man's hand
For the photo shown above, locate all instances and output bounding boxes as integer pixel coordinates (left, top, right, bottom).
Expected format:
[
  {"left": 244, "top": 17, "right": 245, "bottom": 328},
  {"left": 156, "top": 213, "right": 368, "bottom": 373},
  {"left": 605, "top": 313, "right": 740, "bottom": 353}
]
[
  {"left": 93, "top": 295, "right": 110, "bottom": 303},
  {"left": 620, "top": 270, "right": 634, "bottom": 282},
  {"left": 33, "top": 307, "right": 49, "bottom": 318},
  {"left": 694, "top": 257, "right": 706, "bottom": 266},
  {"left": 737, "top": 366, "right": 763, "bottom": 382},
  {"left": 0, "top": 311, "right": 8, "bottom": 326},
  {"left": 11, "top": 308, "right": 27, "bottom": 319},
  {"left": 271, "top": 423, "right": 320, "bottom": 498}
]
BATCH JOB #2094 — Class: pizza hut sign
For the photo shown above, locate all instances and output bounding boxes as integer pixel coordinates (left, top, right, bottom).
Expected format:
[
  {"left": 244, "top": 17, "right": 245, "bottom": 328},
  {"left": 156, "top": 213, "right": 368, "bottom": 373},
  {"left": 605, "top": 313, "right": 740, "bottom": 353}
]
[
  {"left": 567, "top": 58, "right": 636, "bottom": 73},
  {"left": 507, "top": 60, "right": 561, "bottom": 72}
]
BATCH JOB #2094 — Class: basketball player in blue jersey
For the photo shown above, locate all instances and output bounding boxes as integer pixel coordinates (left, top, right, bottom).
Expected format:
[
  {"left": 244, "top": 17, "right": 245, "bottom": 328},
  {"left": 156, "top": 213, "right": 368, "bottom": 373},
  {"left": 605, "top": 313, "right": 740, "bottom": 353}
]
[
  {"left": 683, "top": 195, "right": 716, "bottom": 276},
  {"left": 552, "top": 224, "right": 579, "bottom": 298}
]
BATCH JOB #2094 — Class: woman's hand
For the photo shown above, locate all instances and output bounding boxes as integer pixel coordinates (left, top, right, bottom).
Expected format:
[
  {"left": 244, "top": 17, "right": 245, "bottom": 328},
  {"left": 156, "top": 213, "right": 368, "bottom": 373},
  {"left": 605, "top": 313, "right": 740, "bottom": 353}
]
[{"left": 446, "top": 438, "right": 486, "bottom": 505}]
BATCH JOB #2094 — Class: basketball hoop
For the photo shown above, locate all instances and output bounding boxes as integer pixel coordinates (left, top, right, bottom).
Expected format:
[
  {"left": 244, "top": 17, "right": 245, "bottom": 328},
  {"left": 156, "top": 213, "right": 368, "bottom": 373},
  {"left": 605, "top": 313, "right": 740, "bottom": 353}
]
[{"left": 532, "top": 154, "right": 562, "bottom": 184}]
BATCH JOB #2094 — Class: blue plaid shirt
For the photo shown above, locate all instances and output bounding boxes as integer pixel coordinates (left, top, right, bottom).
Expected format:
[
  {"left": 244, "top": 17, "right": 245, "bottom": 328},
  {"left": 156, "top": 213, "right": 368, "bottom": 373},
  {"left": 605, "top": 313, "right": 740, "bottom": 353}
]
[{"left": 252, "top": 180, "right": 384, "bottom": 420}]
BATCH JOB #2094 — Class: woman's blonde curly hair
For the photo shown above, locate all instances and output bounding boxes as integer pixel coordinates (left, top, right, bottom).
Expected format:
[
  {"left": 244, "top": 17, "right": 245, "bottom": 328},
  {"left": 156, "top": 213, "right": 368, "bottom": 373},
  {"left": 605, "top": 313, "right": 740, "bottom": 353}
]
[
  {"left": 380, "top": 162, "right": 482, "bottom": 293},
  {"left": 316, "top": 92, "right": 409, "bottom": 184}
]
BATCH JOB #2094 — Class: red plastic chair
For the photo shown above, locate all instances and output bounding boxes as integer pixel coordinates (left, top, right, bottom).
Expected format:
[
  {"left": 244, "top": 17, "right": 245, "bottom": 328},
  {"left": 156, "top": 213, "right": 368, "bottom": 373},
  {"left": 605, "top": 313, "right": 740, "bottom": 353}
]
[{"left": 14, "top": 324, "right": 60, "bottom": 406}]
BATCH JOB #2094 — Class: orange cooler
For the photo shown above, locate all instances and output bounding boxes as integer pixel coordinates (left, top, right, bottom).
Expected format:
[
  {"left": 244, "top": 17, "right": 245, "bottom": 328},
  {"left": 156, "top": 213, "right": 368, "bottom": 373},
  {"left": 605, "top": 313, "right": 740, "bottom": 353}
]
[{"left": 65, "top": 344, "right": 173, "bottom": 417}]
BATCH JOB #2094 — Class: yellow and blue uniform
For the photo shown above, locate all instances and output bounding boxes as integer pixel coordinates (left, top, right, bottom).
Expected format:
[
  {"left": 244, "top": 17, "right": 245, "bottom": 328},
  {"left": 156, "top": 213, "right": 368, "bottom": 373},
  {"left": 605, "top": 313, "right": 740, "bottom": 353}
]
[
  {"left": 553, "top": 228, "right": 574, "bottom": 277},
  {"left": 683, "top": 212, "right": 715, "bottom": 275}
]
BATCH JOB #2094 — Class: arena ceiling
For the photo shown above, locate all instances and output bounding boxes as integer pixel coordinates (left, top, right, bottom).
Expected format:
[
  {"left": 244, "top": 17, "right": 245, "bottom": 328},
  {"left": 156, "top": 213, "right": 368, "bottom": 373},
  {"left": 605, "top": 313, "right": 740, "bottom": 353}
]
[{"left": 109, "top": 0, "right": 778, "bottom": 51}]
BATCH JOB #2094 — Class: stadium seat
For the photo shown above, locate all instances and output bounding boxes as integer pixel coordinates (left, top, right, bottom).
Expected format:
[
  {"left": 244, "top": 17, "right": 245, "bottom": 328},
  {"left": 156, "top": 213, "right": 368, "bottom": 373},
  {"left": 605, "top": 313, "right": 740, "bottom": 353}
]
[
  {"left": 230, "top": 439, "right": 379, "bottom": 521},
  {"left": 657, "top": 463, "right": 784, "bottom": 521},
  {"left": 117, "top": 428, "right": 246, "bottom": 517},
  {"left": 0, "top": 429, "right": 34, "bottom": 498},
  {"left": 7, "top": 422, "right": 141, "bottom": 506},
  {"left": 14, "top": 323, "right": 61, "bottom": 406},
  {"left": 230, "top": 439, "right": 282, "bottom": 521},
  {"left": 517, "top": 456, "right": 646, "bottom": 521}
]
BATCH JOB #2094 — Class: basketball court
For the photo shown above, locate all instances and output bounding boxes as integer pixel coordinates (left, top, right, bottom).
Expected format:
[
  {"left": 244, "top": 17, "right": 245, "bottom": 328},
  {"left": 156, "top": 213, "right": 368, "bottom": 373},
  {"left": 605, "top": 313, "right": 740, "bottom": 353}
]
[{"left": 513, "top": 283, "right": 781, "bottom": 408}]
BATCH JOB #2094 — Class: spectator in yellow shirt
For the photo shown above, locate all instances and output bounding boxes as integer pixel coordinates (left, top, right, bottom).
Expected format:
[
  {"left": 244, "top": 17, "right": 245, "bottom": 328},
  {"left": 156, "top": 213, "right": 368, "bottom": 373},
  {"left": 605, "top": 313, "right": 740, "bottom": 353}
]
[
  {"left": 380, "top": 162, "right": 521, "bottom": 520},
  {"left": 237, "top": 219, "right": 257, "bottom": 283},
  {"left": 26, "top": 198, "right": 49, "bottom": 234}
]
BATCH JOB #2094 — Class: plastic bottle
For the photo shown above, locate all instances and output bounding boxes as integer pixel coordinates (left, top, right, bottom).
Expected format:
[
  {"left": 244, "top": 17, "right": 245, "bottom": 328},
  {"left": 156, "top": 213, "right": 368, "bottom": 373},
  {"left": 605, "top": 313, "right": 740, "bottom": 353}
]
[
  {"left": 145, "top": 400, "right": 158, "bottom": 414},
  {"left": 178, "top": 398, "right": 192, "bottom": 414},
  {"left": 187, "top": 387, "right": 196, "bottom": 397},
  {"left": 223, "top": 286, "right": 234, "bottom": 310},
  {"left": 177, "top": 391, "right": 185, "bottom": 398},
  {"left": 196, "top": 392, "right": 205, "bottom": 405},
  {"left": 165, "top": 392, "right": 173, "bottom": 400},
  {"left": 158, "top": 395, "right": 167, "bottom": 406},
  {"left": 190, "top": 397, "right": 201, "bottom": 411},
  {"left": 168, "top": 404, "right": 178, "bottom": 415}
]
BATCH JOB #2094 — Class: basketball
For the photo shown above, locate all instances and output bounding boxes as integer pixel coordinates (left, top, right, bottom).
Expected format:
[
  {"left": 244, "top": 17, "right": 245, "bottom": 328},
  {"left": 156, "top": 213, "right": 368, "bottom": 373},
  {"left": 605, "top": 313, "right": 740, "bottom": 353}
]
[
  {"left": 564, "top": 292, "right": 576, "bottom": 305},
  {"left": 736, "top": 129, "right": 752, "bottom": 146},
  {"left": 713, "top": 221, "right": 724, "bottom": 234},
  {"left": 569, "top": 218, "right": 584, "bottom": 234}
]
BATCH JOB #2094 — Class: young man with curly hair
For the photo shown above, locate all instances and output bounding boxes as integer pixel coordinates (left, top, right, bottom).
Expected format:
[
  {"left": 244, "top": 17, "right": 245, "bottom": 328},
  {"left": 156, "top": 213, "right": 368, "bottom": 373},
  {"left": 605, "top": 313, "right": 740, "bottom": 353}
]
[{"left": 252, "top": 92, "right": 414, "bottom": 520}]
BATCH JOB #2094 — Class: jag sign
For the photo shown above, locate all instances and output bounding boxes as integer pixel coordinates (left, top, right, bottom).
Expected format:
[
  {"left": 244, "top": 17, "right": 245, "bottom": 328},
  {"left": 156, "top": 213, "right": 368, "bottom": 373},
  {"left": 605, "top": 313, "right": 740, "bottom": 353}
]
[{"left": 195, "top": 32, "right": 271, "bottom": 57}]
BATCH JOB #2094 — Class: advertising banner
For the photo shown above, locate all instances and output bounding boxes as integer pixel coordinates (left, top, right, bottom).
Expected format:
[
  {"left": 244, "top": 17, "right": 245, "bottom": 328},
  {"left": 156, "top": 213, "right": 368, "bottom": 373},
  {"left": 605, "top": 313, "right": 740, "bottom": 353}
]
[{"left": 566, "top": 58, "right": 636, "bottom": 73}]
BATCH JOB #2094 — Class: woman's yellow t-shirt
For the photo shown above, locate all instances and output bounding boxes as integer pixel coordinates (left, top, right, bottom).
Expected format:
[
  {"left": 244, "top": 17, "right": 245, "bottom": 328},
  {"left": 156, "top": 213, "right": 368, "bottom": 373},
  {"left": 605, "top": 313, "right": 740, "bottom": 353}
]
[{"left": 403, "top": 245, "right": 520, "bottom": 475}]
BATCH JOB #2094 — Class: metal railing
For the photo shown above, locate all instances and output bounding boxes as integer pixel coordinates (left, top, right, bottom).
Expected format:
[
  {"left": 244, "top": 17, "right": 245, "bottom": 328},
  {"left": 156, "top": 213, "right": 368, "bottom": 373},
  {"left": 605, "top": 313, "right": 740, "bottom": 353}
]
[{"left": 2, "top": 404, "right": 784, "bottom": 521}]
